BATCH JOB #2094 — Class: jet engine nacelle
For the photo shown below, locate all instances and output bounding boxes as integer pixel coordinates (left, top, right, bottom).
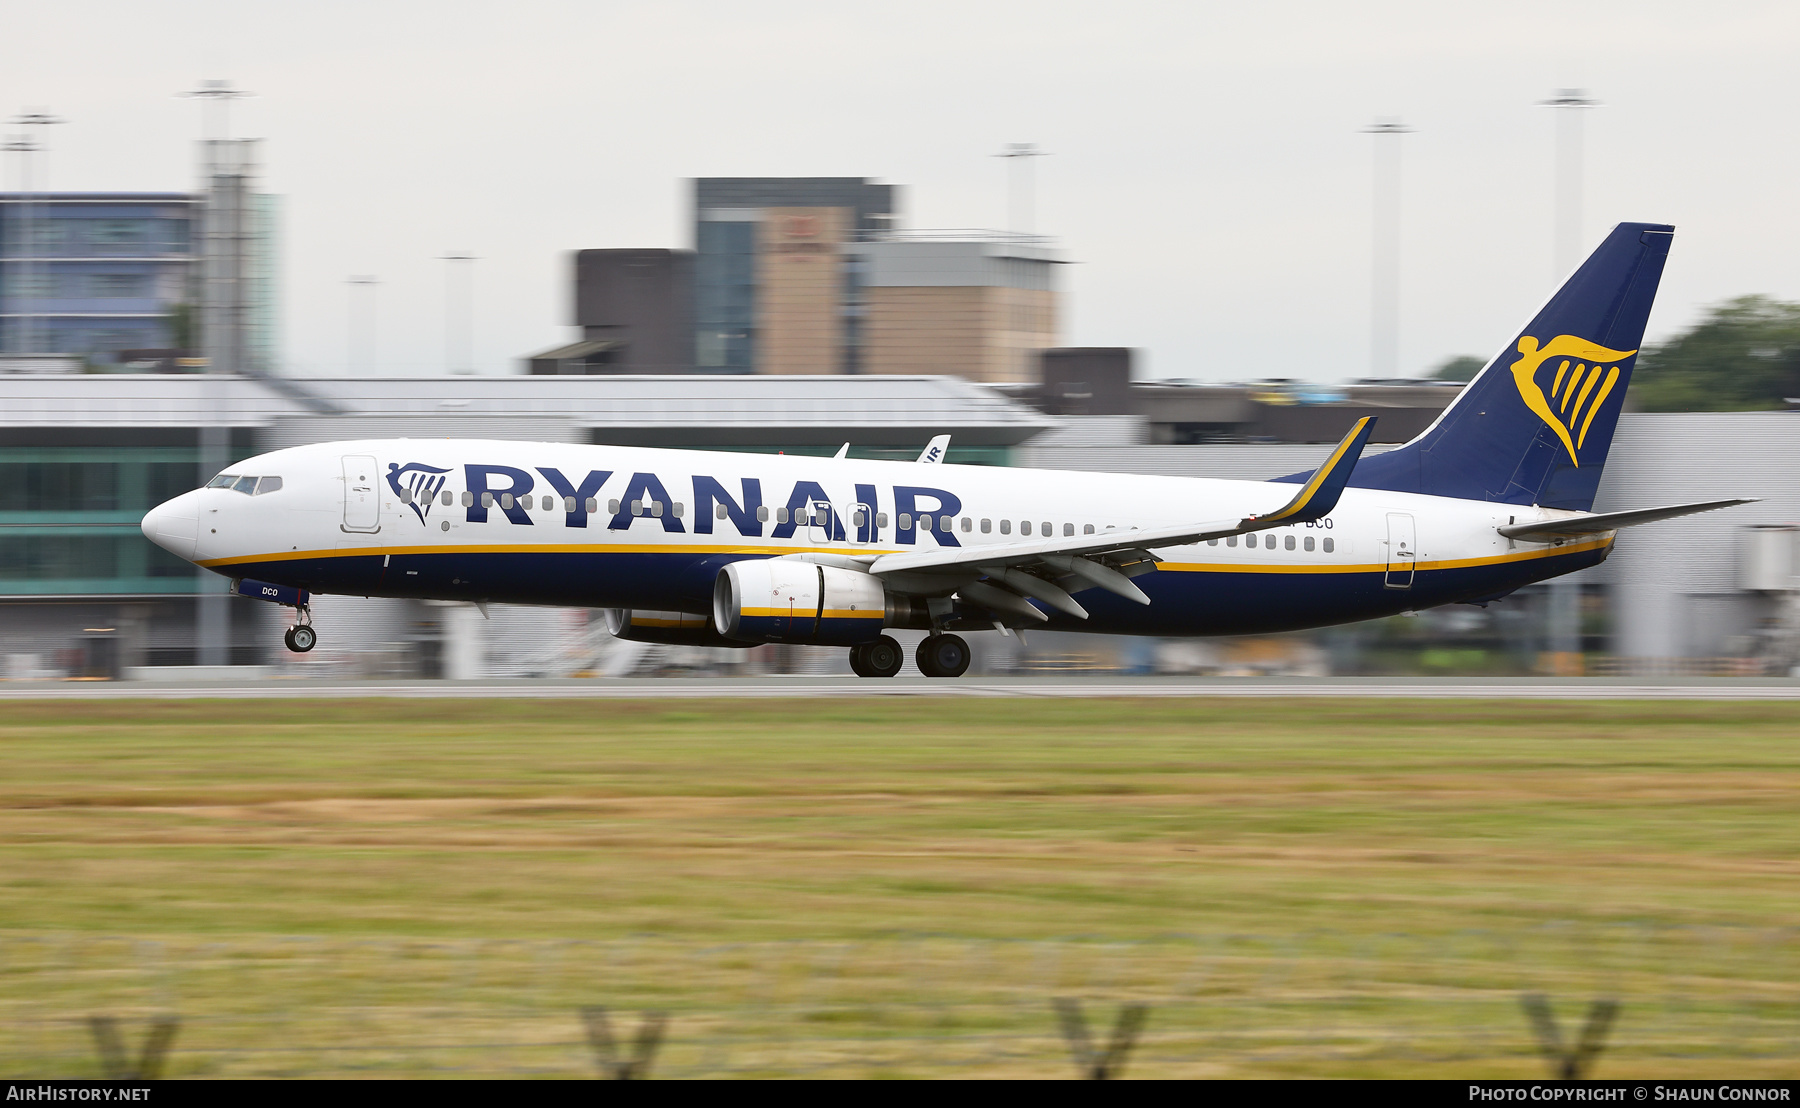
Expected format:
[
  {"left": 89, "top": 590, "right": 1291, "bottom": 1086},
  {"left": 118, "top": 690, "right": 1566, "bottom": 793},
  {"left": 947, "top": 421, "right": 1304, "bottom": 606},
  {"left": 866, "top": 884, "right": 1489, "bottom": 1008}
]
[
  {"left": 603, "top": 608, "right": 759, "bottom": 648},
  {"left": 713, "top": 559, "right": 887, "bottom": 645}
]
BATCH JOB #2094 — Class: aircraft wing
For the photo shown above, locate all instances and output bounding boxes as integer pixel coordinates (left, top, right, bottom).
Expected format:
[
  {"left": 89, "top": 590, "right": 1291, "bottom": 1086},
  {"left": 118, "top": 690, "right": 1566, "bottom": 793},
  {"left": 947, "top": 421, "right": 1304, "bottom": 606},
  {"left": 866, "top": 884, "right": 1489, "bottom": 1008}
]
[
  {"left": 866, "top": 417, "right": 1374, "bottom": 619},
  {"left": 1497, "top": 498, "right": 1757, "bottom": 541}
]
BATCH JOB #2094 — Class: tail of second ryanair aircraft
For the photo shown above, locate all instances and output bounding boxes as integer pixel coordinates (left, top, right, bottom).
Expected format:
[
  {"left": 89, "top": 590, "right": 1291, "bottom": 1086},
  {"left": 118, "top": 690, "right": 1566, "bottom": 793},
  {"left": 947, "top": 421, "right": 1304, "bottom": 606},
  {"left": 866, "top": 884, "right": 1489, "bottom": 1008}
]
[{"left": 1346, "top": 221, "right": 1674, "bottom": 511}]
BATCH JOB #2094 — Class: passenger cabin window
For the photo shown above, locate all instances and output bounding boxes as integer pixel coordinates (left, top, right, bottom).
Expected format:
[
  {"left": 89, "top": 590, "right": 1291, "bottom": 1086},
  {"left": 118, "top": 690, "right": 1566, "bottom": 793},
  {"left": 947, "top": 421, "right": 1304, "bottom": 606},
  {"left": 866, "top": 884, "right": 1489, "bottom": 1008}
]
[
  {"left": 585, "top": 498, "right": 598, "bottom": 513},
  {"left": 1021, "top": 521, "right": 1032, "bottom": 536},
  {"left": 961, "top": 517, "right": 972, "bottom": 532},
  {"left": 1323, "top": 537, "right": 1335, "bottom": 553},
  {"left": 1042, "top": 522, "right": 1051, "bottom": 535},
  {"left": 756, "top": 505, "right": 770, "bottom": 522},
  {"left": 673, "top": 502, "right": 684, "bottom": 518},
  {"left": 501, "top": 493, "right": 514, "bottom": 509},
  {"left": 981, "top": 519, "right": 992, "bottom": 533},
  {"left": 1208, "top": 539, "right": 1218, "bottom": 546},
  {"left": 463, "top": 491, "right": 475, "bottom": 507},
  {"left": 775, "top": 506, "right": 789, "bottom": 524},
  {"left": 1304, "top": 536, "right": 1314, "bottom": 551},
  {"left": 442, "top": 490, "right": 454, "bottom": 506},
  {"left": 1284, "top": 535, "right": 1295, "bottom": 550},
  {"left": 608, "top": 498, "right": 621, "bottom": 514},
  {"left": 1084, "top": 524, "right": 1095, "bottom": 535},
  {"left": 254, "top": 476, "right": 283, "bottom": 495},
  {"left": 1064, "top": 523, "right": 1074, "bottom": 536},
  {"left": 716, "top": 503, "right": 729, "bottom": 520},
  {"left": 877, "top": 512, "right": 888, "bottom": 528},
  {"left": 1265, "top": 534, "right": 1276, "bottom": 549},
  {"left": 1000, "top": 520, "right": 1011, "bottom": 535},
  {"left": 898, "top": 513, "right": 912, "bottom": 530}
]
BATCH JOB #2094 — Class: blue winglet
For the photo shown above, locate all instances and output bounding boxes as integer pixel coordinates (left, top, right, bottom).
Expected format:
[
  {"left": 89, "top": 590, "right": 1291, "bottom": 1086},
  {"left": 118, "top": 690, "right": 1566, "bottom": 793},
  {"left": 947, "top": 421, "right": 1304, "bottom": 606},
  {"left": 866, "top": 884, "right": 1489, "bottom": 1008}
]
[{"left": 1244, "top": 416, "right": 1374, "bottom": 527}]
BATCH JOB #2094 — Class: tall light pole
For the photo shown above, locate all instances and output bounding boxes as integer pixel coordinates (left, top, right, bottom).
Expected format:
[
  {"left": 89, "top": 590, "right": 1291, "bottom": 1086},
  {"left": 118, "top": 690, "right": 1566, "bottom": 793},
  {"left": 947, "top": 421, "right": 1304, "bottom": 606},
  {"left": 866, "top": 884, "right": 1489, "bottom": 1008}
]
[
  {"left": 1, "top": 133, "right": 35, "bottom": 356},
  {"left": 439, "top": 253, "right": 477, "bottom": 374},
  {"left": 180, "top": 80, "right": 251, "bottom": 143},
  {"left": 1542, "top": 89, "right": 1599, "bottom": 274},
  {"left": 179, "top": 83, "right": 252, "bottom": 670},
  {"left": 8, "top": 109, "right": 65, "bottom": 357},
  {"left": 347, "top": 275, "right": 380, "bottom": 375},
  {"left": 1363, "top": 119, "right": 1412, "bottom": 379},
  {"left": 1540, "top": 89, "right": 1599, "bottom": 676},
  {"left": 995, "top": 143, "right": 1049, "bottom": 235}
]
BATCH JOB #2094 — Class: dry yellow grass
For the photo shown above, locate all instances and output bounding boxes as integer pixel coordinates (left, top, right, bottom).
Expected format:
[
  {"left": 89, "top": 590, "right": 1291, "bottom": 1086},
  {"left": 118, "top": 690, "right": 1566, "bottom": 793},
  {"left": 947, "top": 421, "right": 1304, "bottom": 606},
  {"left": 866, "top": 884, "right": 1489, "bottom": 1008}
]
[{"left": 1, "top": 697, "right": 1797, "bottom": 1077}]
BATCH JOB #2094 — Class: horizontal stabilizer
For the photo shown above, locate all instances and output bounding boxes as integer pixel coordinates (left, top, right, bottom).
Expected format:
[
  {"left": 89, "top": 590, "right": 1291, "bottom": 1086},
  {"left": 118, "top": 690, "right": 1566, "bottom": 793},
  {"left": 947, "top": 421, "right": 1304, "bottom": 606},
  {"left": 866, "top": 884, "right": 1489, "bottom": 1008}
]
[{"left": 1498, "top": 498, "right": 1757, "bottom": 541}]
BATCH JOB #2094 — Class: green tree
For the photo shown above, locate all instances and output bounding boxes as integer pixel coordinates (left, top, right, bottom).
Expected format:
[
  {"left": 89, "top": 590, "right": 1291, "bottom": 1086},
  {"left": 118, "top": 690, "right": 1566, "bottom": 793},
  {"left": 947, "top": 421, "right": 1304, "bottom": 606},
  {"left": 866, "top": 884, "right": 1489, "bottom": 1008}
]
[
  {"left": 1431, "top": 355, "right": 1485, "bottom": 382},
  {"left": 1632, "top": 295, "right": 1800, "bottom": 412}
]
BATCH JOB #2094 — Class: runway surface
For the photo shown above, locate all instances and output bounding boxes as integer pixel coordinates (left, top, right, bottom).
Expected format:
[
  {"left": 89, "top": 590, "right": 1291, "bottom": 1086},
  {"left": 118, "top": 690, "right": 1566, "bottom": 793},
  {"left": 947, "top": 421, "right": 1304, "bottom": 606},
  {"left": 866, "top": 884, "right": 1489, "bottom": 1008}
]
[{"left": 5, "top": 676, "right": 1800, "bottom": 699}]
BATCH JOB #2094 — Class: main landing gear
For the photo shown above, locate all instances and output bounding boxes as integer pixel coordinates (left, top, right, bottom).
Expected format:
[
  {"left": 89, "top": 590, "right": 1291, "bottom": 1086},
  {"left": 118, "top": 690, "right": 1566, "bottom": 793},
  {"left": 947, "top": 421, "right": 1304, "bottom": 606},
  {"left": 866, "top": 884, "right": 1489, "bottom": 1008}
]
[
  {"left": 846, "top": 633, "right": 972, "bottom": 678},
  {"left": 915, "top": 633, "right": 971, "bottom": 678},
  {"left": 848, "top": 635, "right": 904, "bottom": 678},
  {"left": 283, "top": 607, "right": 317, "bottom": 654}
]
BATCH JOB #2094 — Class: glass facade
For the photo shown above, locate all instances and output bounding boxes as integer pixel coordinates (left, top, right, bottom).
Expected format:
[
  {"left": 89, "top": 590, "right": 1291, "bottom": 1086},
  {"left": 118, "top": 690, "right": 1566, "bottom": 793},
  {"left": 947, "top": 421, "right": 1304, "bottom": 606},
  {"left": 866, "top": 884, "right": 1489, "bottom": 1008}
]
[
  {"left": 694, "top": 219, "right": 755, "bottom": 371},
  {"left": 0, "top": 195, "right": 198, "bottom": 364},
  {"left": 692, "top": 179, "right": 897, "bottom": 374},
  {"left": 0, "top": 435, "right": 252, "bottom": 596}
]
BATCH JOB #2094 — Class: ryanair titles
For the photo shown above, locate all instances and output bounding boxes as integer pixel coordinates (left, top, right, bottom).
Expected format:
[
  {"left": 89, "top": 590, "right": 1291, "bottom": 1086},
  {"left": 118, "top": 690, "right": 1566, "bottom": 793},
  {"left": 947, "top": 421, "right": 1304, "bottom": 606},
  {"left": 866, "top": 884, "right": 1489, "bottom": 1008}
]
[{"left": 388, "top": 462, "right": 965, "bottom": 546}]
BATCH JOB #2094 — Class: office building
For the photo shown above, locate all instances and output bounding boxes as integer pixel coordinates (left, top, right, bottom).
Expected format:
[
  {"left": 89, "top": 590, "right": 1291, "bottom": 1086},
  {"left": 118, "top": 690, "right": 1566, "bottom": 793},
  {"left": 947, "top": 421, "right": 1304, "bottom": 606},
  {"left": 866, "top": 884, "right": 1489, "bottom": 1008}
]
[
  {"left": 693, "top": 177, "right": 896, "bottom": 374},
  {"left": 851, "top": 232, "right": 1062, "bottom": 383},
  {"left": 0, "top": 157, "right": 278, "bottom": 373},
  {"left": 0, "top": 193, "right": 199, "bottom": 366}
]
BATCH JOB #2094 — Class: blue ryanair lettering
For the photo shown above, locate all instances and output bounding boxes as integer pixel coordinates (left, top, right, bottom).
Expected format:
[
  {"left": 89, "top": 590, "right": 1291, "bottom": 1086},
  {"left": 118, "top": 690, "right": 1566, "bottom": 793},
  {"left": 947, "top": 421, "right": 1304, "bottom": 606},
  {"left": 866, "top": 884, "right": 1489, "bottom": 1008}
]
[
  {"left": 465, "top": 464, "right": 535, "bottom": 525},
  {"left": 609, "top": 472, "right": 686, "bottom": 532},
  {"left": 773, "top": 480, "right": 845, "bottom": 541},
  {"left": 854, "top": 482, "right": 879, "bottom": 542},
  {"left": 893, "top": 485, "right": 962, "bottom": 547},
  {"left": 693, "top": 476, "right": 763, "bottom": 536},
  {"left": 536, "top": 467, "right": 612, "bottom": 528}
]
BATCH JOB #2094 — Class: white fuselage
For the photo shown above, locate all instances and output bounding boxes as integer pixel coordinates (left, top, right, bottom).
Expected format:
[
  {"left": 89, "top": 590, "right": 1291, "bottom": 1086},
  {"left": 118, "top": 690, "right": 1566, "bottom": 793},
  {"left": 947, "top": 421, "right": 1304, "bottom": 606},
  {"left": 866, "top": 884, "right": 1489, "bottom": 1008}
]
[{"left": 142, "top": 439, "right": 1609, "bottom": 637}]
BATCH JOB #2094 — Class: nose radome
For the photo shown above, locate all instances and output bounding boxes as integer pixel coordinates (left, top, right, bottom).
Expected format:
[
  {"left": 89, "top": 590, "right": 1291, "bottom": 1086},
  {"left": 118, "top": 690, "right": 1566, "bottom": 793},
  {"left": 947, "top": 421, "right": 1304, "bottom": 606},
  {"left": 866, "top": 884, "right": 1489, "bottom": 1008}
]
[{"left": 141, "top": 490, "right": 200, "bottom": 562}]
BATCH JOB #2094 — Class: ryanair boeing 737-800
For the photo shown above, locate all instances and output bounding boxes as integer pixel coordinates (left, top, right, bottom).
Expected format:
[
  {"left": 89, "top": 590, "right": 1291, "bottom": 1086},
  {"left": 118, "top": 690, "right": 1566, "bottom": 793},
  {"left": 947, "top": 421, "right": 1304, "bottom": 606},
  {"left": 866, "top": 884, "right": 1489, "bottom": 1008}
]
[{"left": 139, "top": 222, "right": 1749, "bottom": 678}]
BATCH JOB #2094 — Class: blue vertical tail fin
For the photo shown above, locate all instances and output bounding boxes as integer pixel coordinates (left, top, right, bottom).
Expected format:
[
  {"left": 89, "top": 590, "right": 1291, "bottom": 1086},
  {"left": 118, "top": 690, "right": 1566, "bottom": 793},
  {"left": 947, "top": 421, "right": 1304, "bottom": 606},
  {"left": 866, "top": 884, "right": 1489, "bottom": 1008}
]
[{"left": 1348, "top": 222, "right": 1674, "bottom": 511}]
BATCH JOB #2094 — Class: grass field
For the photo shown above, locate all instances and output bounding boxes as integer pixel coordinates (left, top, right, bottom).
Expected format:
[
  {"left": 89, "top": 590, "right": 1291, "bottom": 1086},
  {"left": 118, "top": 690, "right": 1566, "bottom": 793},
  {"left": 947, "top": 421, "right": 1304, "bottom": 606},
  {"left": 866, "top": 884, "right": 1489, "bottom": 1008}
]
[{"left": 2, "top": 697, "right": 1798, "bottom": 1077}]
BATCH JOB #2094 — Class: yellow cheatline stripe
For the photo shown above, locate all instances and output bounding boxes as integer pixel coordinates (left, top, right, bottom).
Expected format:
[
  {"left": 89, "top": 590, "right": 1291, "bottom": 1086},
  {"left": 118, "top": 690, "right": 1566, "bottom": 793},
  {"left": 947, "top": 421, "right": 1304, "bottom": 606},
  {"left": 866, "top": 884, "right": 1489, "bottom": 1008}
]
[
  {"left": 1262, "top": 416, "right": 1369, "bottom": 522},
  {"left": 1157, "top": 535, "right": 1612, "bottom": 575},
  {"left": 200, "top": 541, "right": 906, "bottom": 568},
  {"left": 1577, "top": 366, "right": 1621, "bottom": 450},
  {"left": 211, "top": 533, "right": 1612, "bottom": 583}
]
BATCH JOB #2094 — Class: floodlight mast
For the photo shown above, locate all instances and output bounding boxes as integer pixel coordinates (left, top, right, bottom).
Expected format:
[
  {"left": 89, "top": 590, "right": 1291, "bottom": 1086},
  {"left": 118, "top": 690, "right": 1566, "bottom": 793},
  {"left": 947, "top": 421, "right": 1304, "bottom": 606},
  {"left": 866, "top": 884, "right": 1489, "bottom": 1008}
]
[
  {"left": 1539, "top": 89, "right": 1600, "bottom": 676},
  {"left": 1540, "top": 89, "right": 1600, "bottom": 274},
  {"left": 439, "top": 253, "right": 478, "bottom": 374},
  {"left": 1362, "top": 119, "right": 1413, "bottom": 380},
  {"left": 995, "top": 143, "right": 1050, "bottom": 236},
  {"left": 7, "top": 109, "right": 66, "bottom": 357}
]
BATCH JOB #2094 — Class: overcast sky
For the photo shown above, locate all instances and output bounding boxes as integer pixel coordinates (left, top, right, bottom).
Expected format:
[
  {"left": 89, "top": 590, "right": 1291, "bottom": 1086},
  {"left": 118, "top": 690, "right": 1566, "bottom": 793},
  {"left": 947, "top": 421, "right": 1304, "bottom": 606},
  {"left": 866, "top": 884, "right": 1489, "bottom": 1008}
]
[{"left": 5, "top": 0, "right": 1797, "bottom": 380}]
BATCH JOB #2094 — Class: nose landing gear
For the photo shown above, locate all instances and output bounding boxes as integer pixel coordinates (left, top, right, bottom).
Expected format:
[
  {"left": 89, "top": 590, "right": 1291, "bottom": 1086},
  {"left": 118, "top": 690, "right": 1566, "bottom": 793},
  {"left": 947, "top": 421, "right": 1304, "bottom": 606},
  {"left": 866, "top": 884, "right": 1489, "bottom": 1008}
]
[{"left": 283, "top": 607, "right": 317, "bottom": 653}]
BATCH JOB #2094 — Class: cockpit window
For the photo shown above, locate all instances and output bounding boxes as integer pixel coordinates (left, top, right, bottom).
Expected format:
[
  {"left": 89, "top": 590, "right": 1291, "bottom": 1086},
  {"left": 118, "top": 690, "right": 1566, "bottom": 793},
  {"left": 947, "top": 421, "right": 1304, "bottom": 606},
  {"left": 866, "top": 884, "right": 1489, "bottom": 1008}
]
[
  {"left": 207, "top": 474, "right": 238, "bottom": 489},
  {"left": 254, "top": 476, "right": 283, "bottom": 495},
  {"left": 232, "top": 475, "right": 258, "bottom": 495}
]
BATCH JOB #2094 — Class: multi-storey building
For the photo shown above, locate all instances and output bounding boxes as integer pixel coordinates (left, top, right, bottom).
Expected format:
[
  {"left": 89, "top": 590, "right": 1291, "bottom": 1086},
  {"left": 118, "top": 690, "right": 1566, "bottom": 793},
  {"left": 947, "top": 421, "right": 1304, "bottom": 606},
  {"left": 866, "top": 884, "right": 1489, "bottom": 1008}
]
[
  {"left": 0, "top": 179, "right": 277, "bottom": 372},
  {"left": 0, "top": 193, "right": 198, "bottom": 365}
]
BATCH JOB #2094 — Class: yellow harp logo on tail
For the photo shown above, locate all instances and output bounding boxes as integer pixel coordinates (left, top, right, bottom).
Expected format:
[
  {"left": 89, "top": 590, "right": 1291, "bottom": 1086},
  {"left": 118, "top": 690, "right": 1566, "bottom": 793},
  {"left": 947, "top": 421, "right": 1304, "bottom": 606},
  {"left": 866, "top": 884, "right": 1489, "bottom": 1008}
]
[{"left": 1508, "top": 335, "right": 1638, "bottom": 466}]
